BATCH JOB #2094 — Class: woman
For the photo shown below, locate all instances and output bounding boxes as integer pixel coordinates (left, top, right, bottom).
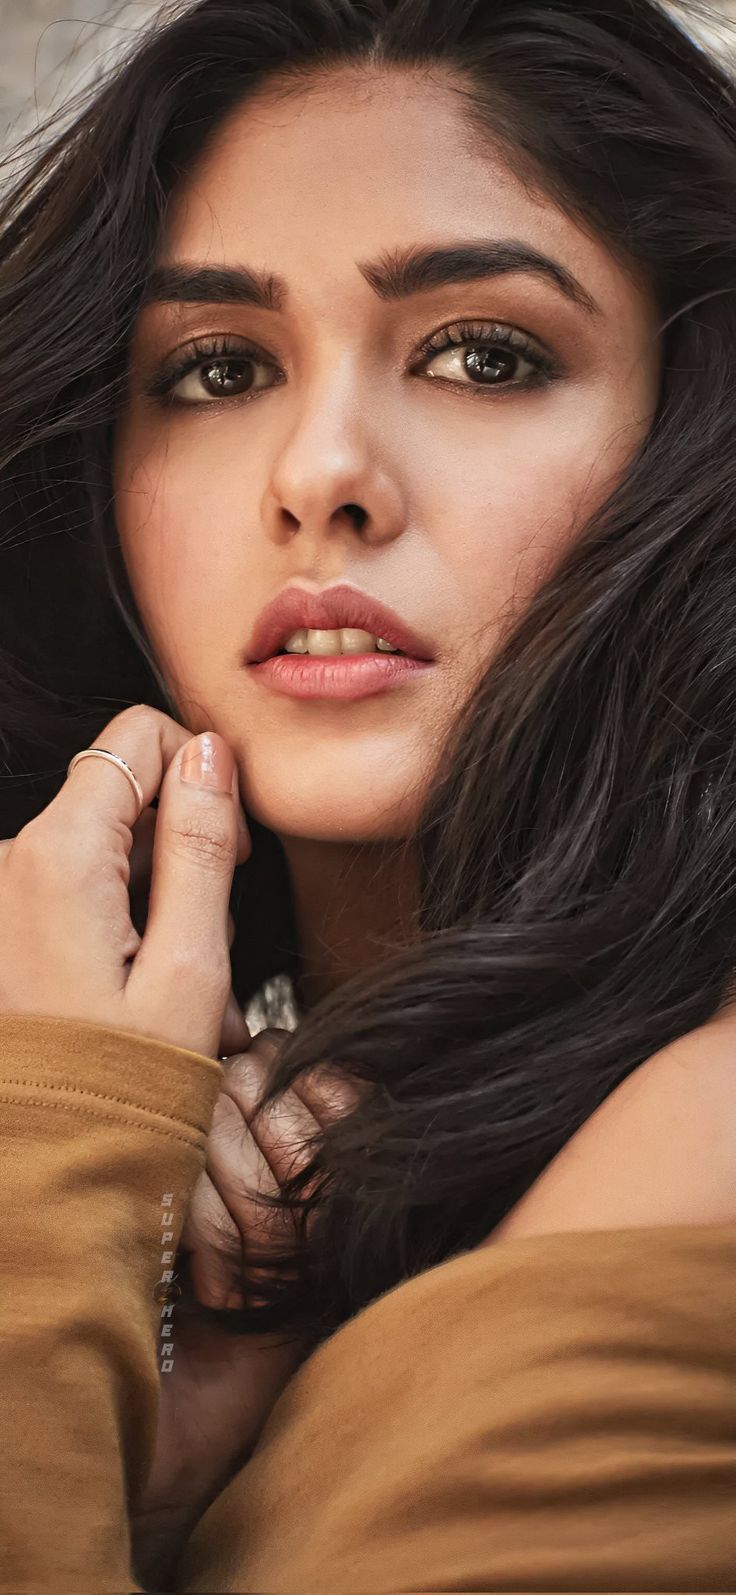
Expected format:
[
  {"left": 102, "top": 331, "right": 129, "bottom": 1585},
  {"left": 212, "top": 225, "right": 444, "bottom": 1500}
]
[{"left": 1, "top": 0, "right": 735, "bottom": 1588}]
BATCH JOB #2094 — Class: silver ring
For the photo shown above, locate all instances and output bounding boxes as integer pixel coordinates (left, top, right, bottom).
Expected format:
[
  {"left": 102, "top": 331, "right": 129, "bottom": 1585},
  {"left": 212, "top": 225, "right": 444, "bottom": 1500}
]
[{"left": 66, "top": 748, "right": 145, "bottom": 822}]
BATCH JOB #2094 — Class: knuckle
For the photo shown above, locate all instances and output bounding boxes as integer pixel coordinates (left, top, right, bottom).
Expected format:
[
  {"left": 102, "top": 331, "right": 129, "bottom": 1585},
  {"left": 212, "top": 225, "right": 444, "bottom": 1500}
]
[
  {"left": 99, "top": 702, "right": 158, "bottom": 744},
  {"left": 255, "top": 1026, "right": 290, "bottom": 1046},
  {"left": 114, "top": 703, "right": 186, "bottom": 742},
  {"left": 221, "top": 1054, "right": 270, "bottom": 1114},
  {"left": 167, "top": 818, "right": 233, "bottom": 869},
  {"left": 16, "top": 812, "right": 55, "bottom": 854},
  {"left": 14, "top": 815, "right": 89, "bottom": 882},
  {"left": 13, "top": 815, "right": 48, "bottom": 861},
  {"left": 109, "top": 703, "right": 171, "bottom": 748},
  {"left": 245, "top": 1028, "right": 288, "bottom": 1064},
  {"left": 118, "top": 702, "right": 161, "bottom": 728}
]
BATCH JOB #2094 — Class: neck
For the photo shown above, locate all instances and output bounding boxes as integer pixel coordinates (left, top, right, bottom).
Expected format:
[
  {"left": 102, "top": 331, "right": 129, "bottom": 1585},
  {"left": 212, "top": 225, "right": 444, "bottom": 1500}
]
[{"left": 278, "top": 834, "right": 420, "bottom": 1011}]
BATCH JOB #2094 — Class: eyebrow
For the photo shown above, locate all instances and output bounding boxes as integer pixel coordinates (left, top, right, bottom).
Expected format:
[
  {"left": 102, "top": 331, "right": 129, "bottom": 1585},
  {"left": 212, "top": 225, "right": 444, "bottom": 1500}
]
[{"left": 142, "top": 239, "right": 601, "bottom": 318}]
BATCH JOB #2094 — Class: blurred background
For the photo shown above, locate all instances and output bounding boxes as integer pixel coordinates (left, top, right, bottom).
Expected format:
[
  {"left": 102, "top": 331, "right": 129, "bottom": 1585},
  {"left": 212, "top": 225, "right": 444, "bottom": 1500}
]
[
  {"left": 0, "top": 0, "right": 735, "bottom": 151},
  {"left": 0, "top": 1, "right": 160, "bottom": 147}
]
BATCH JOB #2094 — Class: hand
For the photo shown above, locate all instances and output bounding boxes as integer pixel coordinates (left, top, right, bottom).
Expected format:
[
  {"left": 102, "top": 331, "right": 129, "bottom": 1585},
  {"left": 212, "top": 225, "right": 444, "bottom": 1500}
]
[
  {"left": 0, "top": 704, "right": 251, "bottom": 1058},
  {"left": 131, "top": 1028, "right": 359, "bottom": 1590}
]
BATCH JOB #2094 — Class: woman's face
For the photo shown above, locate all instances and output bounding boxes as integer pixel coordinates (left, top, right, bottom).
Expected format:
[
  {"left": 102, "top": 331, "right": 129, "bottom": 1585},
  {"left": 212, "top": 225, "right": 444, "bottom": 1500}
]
[{"left": 114, "top": 66, "right": 661, "bottom": 842}]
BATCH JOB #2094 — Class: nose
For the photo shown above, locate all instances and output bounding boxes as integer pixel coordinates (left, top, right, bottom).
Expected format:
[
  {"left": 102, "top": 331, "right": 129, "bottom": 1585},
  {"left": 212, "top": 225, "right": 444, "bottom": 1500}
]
[{"left": 262, "top": 367, "right": 406, "bottom": 550}]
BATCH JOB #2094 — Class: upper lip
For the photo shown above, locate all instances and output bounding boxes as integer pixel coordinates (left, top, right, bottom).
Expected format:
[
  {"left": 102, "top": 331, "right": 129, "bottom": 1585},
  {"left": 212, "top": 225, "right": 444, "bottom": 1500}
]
[{"left": 245, "top": 583, "right": 437, "bottom": 664}]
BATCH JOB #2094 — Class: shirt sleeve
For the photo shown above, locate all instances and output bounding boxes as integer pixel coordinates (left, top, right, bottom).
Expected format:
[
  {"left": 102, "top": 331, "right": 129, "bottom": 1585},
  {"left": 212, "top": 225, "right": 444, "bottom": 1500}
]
[
  {"left": 181, "top": 1221, "right": 736, "bottom": 1593},
  {"left": 0, "top": 1012, "right": 223, "bottom": 1595}
]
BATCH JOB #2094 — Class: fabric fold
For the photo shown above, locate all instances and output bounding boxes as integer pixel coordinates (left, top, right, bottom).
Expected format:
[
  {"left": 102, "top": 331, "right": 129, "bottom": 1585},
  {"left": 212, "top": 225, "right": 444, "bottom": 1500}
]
[
  {"left": 1, "top": 1012, "right": 735, "bottom": 1594},
  {"left": 0, "top": 1012, "right": 222, "bottom": 1594}
]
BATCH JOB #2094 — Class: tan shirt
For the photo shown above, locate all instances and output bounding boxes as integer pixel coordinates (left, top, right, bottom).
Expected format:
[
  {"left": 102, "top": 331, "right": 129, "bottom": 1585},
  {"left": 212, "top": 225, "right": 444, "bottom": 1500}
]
[{"left": 1, "top": 1011, "right": 735, "bottom": 1593}]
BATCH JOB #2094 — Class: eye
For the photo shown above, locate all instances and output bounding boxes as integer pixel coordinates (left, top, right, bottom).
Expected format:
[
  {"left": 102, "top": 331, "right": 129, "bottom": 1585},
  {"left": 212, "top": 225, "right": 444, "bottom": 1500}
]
[
  {"left": 145, "top": 336, "right": 281, "bottom": 406},
  {"left": 413, "top": 320, "right": 559, "bottom": 392},
  {"left": 145, "top": 321, "right": 562, "bottom": 410}
]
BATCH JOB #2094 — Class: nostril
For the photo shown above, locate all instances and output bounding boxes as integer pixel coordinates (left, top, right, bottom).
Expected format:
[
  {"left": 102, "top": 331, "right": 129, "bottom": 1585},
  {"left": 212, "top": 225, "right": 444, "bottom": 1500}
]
[{"left": 342, "top": 503, "right": 368, "bottom": 531}]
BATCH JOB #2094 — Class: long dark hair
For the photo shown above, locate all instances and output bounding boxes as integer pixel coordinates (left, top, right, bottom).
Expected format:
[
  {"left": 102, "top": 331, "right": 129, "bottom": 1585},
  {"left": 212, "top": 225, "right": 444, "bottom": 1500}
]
[{"left": 2, "top": 0, "right": 736, "bottom": 1346}]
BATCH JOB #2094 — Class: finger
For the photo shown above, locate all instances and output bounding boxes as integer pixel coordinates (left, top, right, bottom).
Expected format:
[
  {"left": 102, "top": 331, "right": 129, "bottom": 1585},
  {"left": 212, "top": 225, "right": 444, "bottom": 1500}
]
[
  {"left": 218, "top": 1035, "right": 325, "bottom": 1201},
  {"left": 125, "top": 732, "right": 246, "bottom": 1057},
  {"left": 191, "top": 1090, "right": 289, "bottom": 1308},
  {"left": 289, "top": 1060, "right": 369, "bottom": 1123},
  {"left": 13, "top": 710, "right": 195, "bottom": 976},
  {"left": 196, "top": 1037, "right": 345, "bottom": 1310},
  {"left": 46, "top": 705, "right": 250, "bottom": 882},
  {"left": 207, "top": 1069, "right": 302, "bottom": 1257},
  {"left": 131, "top": 809, "right": 251, "bottom": 900},
  {"left": 129, "top": 864, "right": 244, "bottom": 950},
  {"left": 182, "top": 1034, "right": 309, "bottom": 1311},
  {"left": 180, "top": 1154, "right": 246, "bottom": 1308},
  {"left": 51, "top": 705, "right": 194, "bottom": 838},
  {"left": 236, "top": 1027, "right": 368, "bottom": 1125}
]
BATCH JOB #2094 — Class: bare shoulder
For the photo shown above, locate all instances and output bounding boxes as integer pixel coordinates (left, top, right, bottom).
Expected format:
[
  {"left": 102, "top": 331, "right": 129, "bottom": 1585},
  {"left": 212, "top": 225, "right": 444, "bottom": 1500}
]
[{"left": 483, "top": 1004, "right": 736, "bottom": 1247}]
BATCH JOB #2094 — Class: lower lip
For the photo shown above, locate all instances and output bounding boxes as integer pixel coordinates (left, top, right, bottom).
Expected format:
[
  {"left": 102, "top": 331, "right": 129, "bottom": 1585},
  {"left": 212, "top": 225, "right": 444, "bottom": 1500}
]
[{"left": 246, "top": 651, "right": 436, "bottom": 700}]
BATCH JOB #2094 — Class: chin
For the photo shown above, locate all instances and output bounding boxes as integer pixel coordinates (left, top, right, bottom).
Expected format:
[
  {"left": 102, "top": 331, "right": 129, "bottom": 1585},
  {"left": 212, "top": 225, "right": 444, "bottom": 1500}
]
[{"left": 242, "top": 772, "right": 422, "bottom": 844}]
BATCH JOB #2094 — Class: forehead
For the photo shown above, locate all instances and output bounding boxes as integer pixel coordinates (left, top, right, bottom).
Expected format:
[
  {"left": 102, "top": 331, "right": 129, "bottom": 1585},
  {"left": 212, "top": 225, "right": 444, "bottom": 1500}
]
[{"left": 158, "top": 66, "right": 649, "bottom": 323}]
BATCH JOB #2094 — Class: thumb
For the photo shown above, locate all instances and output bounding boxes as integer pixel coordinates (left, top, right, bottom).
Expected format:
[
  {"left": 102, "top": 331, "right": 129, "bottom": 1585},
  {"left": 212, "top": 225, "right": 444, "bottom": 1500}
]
[{"left": 126, "top": 732, "right": 250, "bottom": 1057}]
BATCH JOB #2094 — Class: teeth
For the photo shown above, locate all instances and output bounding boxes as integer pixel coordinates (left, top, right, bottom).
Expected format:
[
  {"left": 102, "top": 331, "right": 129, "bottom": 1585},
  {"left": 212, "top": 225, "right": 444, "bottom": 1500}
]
[
  {"left": 282, "top": 628, "right": 400, "bottom": 656},
  {"left": 283, "top": 629, "right": 309, "bottom": 653}
]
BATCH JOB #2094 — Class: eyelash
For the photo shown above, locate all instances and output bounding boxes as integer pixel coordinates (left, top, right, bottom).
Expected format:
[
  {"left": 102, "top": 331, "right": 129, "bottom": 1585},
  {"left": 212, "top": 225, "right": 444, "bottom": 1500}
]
[{"left": 143, "top": 320, "right": 563, "bottom": 408}]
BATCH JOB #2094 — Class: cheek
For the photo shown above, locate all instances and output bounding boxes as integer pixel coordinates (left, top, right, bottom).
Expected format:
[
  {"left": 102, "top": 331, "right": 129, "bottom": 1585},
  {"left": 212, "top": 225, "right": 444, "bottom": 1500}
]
[
  {"left": 113, "top": 425, "right": 246, "bottom": 659},
  {"left": 430, "top": 385, "right": 650, "bottom": 646}
]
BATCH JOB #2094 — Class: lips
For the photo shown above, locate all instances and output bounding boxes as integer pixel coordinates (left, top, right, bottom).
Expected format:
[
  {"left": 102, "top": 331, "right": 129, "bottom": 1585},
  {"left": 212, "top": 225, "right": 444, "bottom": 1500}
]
[{"left": 244, "top": 582, "right": 437, "bottom": 665}]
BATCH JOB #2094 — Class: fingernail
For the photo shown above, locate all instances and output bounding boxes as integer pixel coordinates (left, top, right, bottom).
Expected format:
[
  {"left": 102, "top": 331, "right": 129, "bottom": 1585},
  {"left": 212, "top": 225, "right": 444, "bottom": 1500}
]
[{"left": 179, "top": 732, "right": 234, "bottom": 792}]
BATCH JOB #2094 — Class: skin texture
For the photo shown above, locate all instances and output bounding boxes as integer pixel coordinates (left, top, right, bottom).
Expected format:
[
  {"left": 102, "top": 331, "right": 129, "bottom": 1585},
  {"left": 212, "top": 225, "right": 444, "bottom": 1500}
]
[
  {"left": 114, "top": 65, "right": 662, "bottom": 1005},
  {"left": 59, "top": 75, "right": 736, "bottom": 1581}
]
